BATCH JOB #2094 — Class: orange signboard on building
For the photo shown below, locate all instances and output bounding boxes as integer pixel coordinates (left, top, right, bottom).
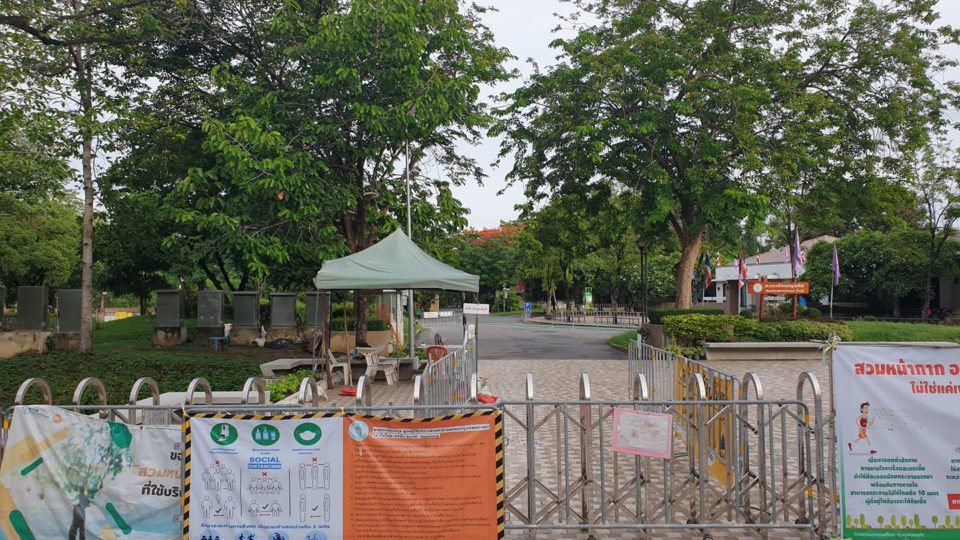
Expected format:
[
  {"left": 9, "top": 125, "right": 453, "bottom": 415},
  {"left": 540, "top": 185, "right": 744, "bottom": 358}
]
[{"left": 746, "top": 280, "right": 810, "bottom": 295}]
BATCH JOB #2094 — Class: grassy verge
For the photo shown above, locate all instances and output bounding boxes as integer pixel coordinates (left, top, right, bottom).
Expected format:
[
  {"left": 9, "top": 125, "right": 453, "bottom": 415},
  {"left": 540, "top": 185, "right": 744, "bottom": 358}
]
[
  {"left": 608, "top": 329, "right": 638, "bottom": 350},
  {"left": 847, "top": 321, "right": 960, "bottom": 342},
  {"left": 1, "top": 316, "right": 273, "bottom": 409}
]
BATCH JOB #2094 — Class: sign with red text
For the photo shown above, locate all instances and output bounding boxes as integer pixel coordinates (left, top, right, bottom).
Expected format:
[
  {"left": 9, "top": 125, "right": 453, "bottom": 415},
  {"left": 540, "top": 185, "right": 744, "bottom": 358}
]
[
  {"left": 0, "top": 406, "right": 182, "bottom": 540},
  {"left": 746, "top": 280, "right": 809, "bottom": 295},
  {"left": 185, "top": 411, "right": 504, "bottom": 540},
  {"left": 834, "top": 344, "right": 960, "bottom": 539}
]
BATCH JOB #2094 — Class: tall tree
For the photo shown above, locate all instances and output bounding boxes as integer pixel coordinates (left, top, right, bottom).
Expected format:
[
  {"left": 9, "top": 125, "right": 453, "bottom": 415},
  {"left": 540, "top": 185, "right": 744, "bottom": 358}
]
[
  {"left": 181, "top": 0, "right": 509, "bottom": 343},
  {"left": 1, "top": 0, "right": 174, "bottom": 352},
  {"left": 496, "top": 0, "right": 957, "bottom": 308},
  {"left": 903, "top": 140, "right": 960, "bottom": 317}
]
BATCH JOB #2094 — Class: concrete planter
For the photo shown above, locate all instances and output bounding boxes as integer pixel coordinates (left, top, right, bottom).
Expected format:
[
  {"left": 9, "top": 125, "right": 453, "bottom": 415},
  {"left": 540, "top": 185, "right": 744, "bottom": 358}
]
[{"left": 0, "top": 331, "right": 50, "bottom": 358}]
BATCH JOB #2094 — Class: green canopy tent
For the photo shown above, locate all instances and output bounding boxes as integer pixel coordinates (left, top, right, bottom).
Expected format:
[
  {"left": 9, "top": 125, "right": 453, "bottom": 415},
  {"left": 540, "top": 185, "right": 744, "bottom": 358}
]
[{"left": 313, "top": 229, "right": 479, "bottom": 370}]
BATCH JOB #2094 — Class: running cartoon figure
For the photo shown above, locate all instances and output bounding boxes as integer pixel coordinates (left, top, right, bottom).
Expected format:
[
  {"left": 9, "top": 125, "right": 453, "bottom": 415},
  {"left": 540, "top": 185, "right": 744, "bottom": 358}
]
[{"left": 848, "top": 401, "right": 876, "bottom": 454}]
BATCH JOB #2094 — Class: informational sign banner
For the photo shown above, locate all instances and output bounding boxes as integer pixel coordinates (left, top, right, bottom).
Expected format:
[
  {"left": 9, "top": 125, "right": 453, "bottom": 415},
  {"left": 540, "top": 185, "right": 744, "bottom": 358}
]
[
  {"left": 746, "top": 280, "right": 810, "bottom": 295},
  {"left": 462, "top": 303, "right": 490, "bottom": 315},
  {"left": 611, "top": 408, "right": 673, "bottom": 459},
  {"left": 834, "top": 344, "right": 960, "bottom": 539},
  {"left": 184, "top": 411, "right": 504, "bottom": 540},
  {"left": 0, "top": 406, "right": 182, "bottom": 539}
]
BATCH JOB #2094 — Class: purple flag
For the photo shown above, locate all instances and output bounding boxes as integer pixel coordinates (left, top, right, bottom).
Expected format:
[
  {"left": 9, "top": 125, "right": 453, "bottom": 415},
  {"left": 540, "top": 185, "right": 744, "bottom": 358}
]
[
  {"left": 792, "top": 229, "right": 801, "bottom": 275},
  {"left": 832, "top": 245, "right": 841, "bottom": 286}
]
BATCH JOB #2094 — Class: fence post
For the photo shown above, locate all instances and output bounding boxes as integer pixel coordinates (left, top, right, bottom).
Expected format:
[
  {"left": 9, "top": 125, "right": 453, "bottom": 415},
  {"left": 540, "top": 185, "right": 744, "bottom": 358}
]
[
  {"left": 241, "top": 377, "right": 269, "bottom": 405},
  {"left": 15, "top": 378, "right": 53, "bottom": 405},
  {"left": 579, "top": 372, "right": 594, "bottom": 536},
  {"left": 740, "top": 372, "right": 767, "bottom": 538},
  {"left": 73, "top": 377, "right": 108, "bottom": 419},
  {"left": 356, "top": 375, "right": 372, "bottom": 407},
  {"left": 797, "top": 372, "right": 824, "bottom": 534},
  {"left": 297, "top": 376, "right": 321, "bottom": 407},
  {"left": 685, "top": 373, "right": 708, "bottom": 525},
  {"left": 128, "top": 377, "right": 160, "bottom": 425},
  {"left": 185, "top": 378, "right": 213, "bottom": 405},
  {"left": 525, "top": 373, "right": 536, "bottom": 535}
]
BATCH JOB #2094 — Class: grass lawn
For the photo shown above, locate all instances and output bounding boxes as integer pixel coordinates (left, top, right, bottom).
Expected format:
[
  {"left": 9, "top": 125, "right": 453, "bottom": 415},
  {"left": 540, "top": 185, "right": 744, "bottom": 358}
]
[
  {"left": 0, "top": 316, "right": 287, "bottom": 409},
  {"left": 846, "top": 321, "right": 960, "bottom": 342},
  {"left": 608, "top": 329, "right": 638, "bottom": 349}
]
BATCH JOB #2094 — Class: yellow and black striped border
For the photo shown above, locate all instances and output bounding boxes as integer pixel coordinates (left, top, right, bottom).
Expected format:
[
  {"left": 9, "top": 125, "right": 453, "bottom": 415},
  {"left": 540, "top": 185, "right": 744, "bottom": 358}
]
[{"left": 181, "top": 409, "right": 504, "bottom": 539}]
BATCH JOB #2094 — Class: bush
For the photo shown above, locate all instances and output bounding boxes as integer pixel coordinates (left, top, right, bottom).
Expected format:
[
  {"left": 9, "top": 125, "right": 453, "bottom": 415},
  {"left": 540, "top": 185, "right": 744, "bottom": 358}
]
[
  {"left": 648, "top": 307, "right": 724, "bottom": 324},
  {"left": 739, "top": 310, "right": 755, "bottom": 319},
  {"left": 663, "top": 313, "right": 852, "bottom": 347},
  {"left": 327, "top": 317, "right": 389, "bottom": 331},
  {"left": 803, "top": 307, "right": 822, "bottom": 319},
  {"left": 266, "top": 370, "right": 315, "bottom": 399},
  {"left": 665, "top": 345, "right": 702, "bottom": 358}
]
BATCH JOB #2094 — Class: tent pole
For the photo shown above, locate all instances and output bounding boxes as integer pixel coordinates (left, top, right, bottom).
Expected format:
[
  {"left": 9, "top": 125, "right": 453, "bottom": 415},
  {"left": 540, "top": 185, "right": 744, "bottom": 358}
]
[{"left": 406, "top": 140, "right": 418, "bottom": 369}]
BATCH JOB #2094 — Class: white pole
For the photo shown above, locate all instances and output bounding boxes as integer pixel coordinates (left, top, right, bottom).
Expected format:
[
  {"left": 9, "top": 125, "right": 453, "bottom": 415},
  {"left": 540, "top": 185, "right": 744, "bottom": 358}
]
[
  {"left": 406, "top": 140, "right": 418, "bottom": 369},
  {"left": 829, "top": 279, "right": 834, "bottom": 319}
]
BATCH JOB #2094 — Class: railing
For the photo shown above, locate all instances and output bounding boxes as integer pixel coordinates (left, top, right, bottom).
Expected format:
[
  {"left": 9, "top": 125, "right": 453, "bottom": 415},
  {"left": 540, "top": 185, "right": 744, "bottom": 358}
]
[{"left": 545, "top": 309, "right": 645, "bottom": 327}]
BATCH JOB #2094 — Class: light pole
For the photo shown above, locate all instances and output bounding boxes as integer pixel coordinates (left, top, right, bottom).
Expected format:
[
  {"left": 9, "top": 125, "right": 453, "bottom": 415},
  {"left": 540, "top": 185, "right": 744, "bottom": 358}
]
[{"left": 405, "top": 139, "right": 417, "bottom": 369}]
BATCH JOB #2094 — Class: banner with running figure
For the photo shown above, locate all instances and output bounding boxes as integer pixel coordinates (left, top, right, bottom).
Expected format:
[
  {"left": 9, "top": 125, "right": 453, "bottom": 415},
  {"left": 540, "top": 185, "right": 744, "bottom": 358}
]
[
  {"left": 834, "top": 344, "right": 960, "bottom": 539},
  {"left": 0, "top": 405, "right": 183, "bottom": 539},
  {"left": 184, "top": 410, "right": 504, "bottom": 540}
]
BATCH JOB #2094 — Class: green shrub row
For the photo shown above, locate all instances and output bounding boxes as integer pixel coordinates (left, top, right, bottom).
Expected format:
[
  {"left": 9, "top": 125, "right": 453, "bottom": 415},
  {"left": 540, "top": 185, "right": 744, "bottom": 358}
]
[
  {"left": 327, "top": 317, "right": 389, "bottom": 331},
  {"left": 648, "top": 307, "right": 725, "bottom": 324},
  {"left": 662, "top": 313, "right": 852, "bottom": 355}
]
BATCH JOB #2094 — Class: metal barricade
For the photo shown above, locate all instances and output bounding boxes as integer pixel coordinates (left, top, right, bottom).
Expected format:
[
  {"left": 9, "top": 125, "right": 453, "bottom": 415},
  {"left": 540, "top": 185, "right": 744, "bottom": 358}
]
[
  {"left": 0, "top": 370, "right": 834, "bottom": 539},
  {"left": 414, "top": 333, "right": 478, "bottom": 417}
]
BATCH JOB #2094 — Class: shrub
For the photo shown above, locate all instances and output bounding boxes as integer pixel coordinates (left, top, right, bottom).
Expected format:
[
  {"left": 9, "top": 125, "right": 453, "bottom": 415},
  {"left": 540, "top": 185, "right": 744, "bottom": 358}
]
[
  {"left": 739, "top": 310, "right": 755, "bottom": 319},
  {"left": 803, "top": 307, "right": 822, "bottom": 319},
  {"left": 327, "top": 318, "right": 389, "bottom": 331},
  {"left": 648, "top": 307, "right": 724, "bottom": 324},
  {"left": 662, "top": 314, "right": 736, "bottom": 346},
  {"left": 663, "top": 313, "right": 852, "bottom": 345},
  {"left": 266, "top": 370, "right": 316, "bottom": 399},
  {"left": 666, "top": 345, "right": 703, "bottom": 358}
]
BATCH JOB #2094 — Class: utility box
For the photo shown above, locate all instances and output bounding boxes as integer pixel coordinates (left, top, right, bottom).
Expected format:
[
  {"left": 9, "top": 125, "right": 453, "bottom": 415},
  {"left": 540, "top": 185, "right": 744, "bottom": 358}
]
[
  {"left": 305, "top": 292, "right": 327, "bottom": 327},
  {"left": 232, "top": 291, "right": 260, "bottom": 328},
  {"left": 270, "top": 292, "right": 297, "bottom": 328},
  {"left": 197, "top": 290, "right": 225, "bottom": 328},
  {"left": 56, "top": 289, "right": 82, "bottom": 333},
  {"left": 17, "top": 286, "right": 48, "bottom": 331},
  {"left": 155, "top": 290, "right": 185, "bottom": 328}
]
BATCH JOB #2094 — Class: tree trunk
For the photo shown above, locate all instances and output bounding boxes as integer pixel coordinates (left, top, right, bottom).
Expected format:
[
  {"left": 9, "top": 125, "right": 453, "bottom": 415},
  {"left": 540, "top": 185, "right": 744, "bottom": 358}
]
[
  {"left": 922, "top": 264, "right": 934, "bottom": 318},
  {"left": 75, "top": 41, "right": 94, "bottom": 354},
  {"left": 674, "top": 231, "right": 704, "bottom": 309},
  {"left": 354, "top": 290, "right": 368, "bottom": 346},
  {"left": 139, "top": 291, "right": 147, "bottom": 317}
]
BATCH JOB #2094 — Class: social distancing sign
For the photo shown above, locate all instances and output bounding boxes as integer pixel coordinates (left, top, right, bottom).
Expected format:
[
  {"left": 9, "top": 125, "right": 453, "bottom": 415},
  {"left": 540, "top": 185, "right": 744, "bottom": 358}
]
[{"left": 183, "top": 410, "right": 504, "bottom": 540}]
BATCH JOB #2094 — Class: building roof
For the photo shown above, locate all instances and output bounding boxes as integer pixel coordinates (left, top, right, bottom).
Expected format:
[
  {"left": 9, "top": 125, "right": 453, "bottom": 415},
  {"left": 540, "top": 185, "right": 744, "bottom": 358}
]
[{"left": 713, "top": 235, "right": 837, "bottom": 281}]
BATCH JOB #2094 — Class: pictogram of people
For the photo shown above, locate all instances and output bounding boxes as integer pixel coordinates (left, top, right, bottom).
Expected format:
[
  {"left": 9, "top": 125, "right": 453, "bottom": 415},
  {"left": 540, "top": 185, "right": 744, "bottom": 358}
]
[
  {"left": 201, "top": 495, "right": 213, "bottom": 518},
  {"left": 848, "top": 401, "right": 877, "bottom": 454}
]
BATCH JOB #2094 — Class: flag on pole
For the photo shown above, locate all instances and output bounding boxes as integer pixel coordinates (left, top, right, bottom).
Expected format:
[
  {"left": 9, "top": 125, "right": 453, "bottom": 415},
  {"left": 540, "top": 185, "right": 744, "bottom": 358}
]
[
  {"left": 798, "top": 248, "right": 807, "bottom": 267},
  {"left": 715, "top": 253, "right": 723, "bottom": 268},
  {"left": 738, "top": 247, "right": 747, "bottom": 288},
  {"left": 703, "top": 252, "right": 713, "bottom": 289},
  {"left": 832, "top": 245, "right": 841, "bottom": 286},
  {"left": 792, "top": 229, "right": 802, "bottom": 276},
  {"left": 755, "top": 254, "right": 761, "bottom": 265}
]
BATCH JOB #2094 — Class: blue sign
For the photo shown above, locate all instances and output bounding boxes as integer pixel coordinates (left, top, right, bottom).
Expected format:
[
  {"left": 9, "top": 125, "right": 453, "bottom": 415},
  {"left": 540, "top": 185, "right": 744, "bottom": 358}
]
[{"left": 524, "top": 302, "right": 532, "bottom": 313}]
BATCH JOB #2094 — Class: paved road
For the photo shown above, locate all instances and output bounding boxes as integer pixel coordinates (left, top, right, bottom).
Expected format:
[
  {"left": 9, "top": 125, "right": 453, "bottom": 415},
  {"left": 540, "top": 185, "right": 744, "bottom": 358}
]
[{"left": 419, "top": 314, "right": 627, "bottom": 360}]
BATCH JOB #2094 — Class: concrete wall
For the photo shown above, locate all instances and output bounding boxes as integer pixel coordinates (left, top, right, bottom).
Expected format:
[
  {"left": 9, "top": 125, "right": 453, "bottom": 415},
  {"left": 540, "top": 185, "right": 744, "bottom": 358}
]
[{"left": 0, "top": 331, "right": 50, "bottom": 358}]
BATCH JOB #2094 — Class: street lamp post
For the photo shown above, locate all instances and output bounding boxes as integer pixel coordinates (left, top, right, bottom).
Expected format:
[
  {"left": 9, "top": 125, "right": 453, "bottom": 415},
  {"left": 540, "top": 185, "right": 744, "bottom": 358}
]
[{"left": 405, "top": 140, "right": 418, "bottom": 369}]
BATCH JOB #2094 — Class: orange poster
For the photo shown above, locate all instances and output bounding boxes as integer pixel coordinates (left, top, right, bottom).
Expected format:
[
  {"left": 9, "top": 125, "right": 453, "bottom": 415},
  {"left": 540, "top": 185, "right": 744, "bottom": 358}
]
[{"left": 342, "top": 412, "right": 503, "bottom": 540}]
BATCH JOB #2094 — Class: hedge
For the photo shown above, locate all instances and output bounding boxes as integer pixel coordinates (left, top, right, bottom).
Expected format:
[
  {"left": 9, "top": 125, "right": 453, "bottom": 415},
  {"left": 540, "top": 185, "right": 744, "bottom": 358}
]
[
  {"left": 648, "top": 307, "right": 725, "bottom": 324},
  {"left": 662, "top": 313, "right": 852, "bottom": 355},
  {"left": 327, "top": 318, "right": 389, "bottom": 331}
]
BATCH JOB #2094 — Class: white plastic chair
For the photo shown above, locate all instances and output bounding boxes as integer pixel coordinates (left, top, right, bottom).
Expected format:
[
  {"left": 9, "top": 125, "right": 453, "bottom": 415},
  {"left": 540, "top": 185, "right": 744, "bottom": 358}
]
[
  {"left": 326, "top": 349, "right": 353, "bottom": 386},
  {"left": 360, "top": 349, "right": 398, "bottom": 385}
]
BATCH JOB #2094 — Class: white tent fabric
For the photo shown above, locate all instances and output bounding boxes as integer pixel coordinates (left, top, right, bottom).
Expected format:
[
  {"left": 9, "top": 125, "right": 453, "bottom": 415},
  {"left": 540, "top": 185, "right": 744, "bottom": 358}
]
[{"left": 312, "top": 230, "right": 479, "bottom": 292}]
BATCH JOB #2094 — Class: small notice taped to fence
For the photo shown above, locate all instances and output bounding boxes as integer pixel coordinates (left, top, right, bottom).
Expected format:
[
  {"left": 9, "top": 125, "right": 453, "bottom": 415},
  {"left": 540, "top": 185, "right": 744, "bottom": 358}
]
[{"left": 611, "top": 408, "right": 673, "bottom": 459}]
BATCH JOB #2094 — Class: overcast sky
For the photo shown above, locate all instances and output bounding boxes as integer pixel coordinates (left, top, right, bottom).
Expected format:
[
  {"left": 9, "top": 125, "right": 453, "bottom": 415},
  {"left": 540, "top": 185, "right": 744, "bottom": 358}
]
[{"left": 453, "top": 1, "right": 960, "bottom": 229}]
